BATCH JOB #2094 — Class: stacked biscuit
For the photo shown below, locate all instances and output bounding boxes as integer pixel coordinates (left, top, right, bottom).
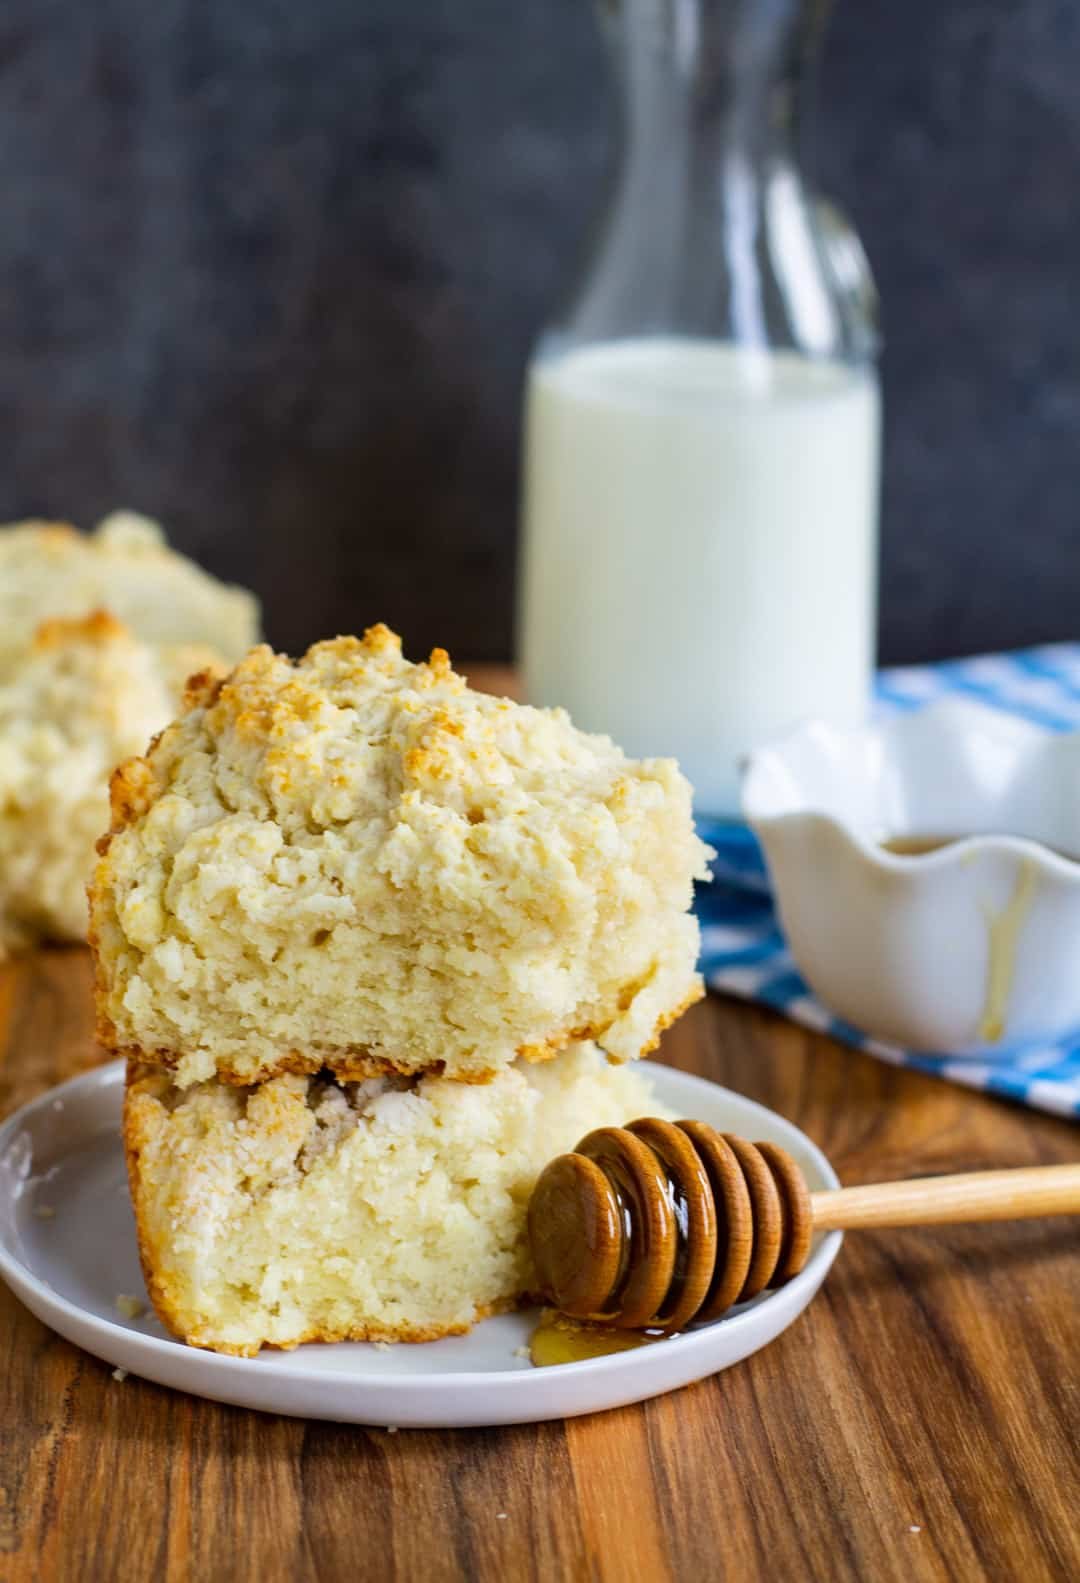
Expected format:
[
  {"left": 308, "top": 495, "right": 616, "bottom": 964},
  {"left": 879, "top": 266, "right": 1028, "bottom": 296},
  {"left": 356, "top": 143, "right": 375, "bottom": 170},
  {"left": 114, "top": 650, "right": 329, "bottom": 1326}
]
[
  {"left": 0, "top": 512, "right": 259, "bottom": 956},
  {"left": 90, "top": 626, "right": 713, "bottom": 1355}
]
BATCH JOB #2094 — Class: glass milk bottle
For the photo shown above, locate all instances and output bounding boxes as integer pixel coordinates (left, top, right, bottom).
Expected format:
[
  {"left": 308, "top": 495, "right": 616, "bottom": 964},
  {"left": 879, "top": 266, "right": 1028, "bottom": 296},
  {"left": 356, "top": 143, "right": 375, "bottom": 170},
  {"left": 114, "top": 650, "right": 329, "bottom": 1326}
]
[{"left": 519, "top": 0, "right": 881, "bottom": 815}]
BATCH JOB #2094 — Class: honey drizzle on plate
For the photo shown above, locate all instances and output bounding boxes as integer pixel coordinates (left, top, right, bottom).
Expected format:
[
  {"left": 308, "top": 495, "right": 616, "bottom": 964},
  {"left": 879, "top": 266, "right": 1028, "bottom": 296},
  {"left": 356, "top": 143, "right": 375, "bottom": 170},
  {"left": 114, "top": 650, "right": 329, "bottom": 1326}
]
[{"left": 529, "top": 1309, "right": 672, "bottom": 1367}]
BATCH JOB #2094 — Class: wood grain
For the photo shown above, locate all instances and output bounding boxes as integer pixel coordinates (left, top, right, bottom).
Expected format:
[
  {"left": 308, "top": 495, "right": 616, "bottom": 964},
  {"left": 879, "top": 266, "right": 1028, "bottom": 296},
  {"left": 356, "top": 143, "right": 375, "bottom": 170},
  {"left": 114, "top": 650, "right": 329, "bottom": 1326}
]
[
  {"left": 3, "top": 960, "right": 1078, "bottom": 1582},
  {"left": 1, "top": 675, "right": 1078, "bottom": 1580}
]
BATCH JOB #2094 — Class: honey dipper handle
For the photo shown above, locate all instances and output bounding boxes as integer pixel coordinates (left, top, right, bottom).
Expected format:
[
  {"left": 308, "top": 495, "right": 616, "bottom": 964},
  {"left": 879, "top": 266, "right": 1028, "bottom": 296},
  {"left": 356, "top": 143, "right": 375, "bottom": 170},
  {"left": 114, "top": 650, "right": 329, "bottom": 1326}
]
[{"left": 809, "top": 1163, "right": 1080, "bottom": 1232}]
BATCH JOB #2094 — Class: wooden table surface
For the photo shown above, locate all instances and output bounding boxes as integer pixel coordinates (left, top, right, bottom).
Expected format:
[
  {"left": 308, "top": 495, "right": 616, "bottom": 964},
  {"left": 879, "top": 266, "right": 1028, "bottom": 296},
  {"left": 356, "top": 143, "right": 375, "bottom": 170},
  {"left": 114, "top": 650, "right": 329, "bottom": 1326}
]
[
  {"left": 3, "top": 962, "right": 1078, "bottom": 1581},
  {"left": 1, "top": 667, "right": 1078, "bottom": 1582}
]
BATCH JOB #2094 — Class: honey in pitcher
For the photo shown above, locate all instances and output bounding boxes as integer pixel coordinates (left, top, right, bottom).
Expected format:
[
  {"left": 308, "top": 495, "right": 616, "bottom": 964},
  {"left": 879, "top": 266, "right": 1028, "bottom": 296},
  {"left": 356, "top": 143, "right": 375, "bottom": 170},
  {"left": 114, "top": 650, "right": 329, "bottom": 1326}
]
[{"left": 880, "top": 833, "right": 1080, "bottom": 861}]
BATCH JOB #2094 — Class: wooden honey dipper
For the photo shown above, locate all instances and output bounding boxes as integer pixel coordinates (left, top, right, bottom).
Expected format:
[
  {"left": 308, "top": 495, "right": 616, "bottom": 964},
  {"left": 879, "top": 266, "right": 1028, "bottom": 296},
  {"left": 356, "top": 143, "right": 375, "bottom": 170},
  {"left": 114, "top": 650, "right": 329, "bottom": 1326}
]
[{"left": 527, "top": 1119, "right": 1080, "bottom": 1331}]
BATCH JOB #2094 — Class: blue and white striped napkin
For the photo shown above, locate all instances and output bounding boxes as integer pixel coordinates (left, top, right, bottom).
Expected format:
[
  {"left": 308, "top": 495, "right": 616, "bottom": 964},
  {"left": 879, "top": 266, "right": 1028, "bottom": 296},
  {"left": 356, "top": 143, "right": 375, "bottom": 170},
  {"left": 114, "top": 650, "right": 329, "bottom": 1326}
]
[{"left": 696, "top": 644, "right": 1080, "bottom": 1120}]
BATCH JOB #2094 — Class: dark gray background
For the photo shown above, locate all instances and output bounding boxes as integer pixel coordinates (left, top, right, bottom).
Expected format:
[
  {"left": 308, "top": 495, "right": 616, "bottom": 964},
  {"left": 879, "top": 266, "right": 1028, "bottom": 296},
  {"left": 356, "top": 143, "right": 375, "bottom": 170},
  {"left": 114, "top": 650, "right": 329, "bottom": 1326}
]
[{"left": 1, "top": 0, "right": 1077, "bottom": 663}]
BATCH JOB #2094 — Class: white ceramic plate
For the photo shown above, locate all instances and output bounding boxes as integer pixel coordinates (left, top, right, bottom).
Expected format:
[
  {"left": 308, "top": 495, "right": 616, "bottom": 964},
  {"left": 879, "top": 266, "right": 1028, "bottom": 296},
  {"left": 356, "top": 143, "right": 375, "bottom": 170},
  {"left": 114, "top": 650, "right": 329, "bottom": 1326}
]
[{"left": 0, "top": 1060, "right": 841, "bottom": 1427}]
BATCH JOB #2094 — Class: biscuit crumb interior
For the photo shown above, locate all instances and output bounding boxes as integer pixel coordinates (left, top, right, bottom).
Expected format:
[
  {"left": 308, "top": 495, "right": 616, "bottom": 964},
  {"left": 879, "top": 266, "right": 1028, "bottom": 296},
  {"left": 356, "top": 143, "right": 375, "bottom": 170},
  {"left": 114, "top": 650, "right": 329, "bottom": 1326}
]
[{"left": 125, "top": 1043, "right": 668, "bottom": 1354}]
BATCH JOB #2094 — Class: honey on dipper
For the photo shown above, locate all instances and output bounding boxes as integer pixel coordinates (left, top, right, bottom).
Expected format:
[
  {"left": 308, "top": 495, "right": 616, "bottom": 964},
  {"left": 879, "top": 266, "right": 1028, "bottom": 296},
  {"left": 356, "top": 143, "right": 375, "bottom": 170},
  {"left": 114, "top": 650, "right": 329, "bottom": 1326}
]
[
  {"left": 526, "top": 1117, "right": 1080, "bottom": 1357},
  {"left": 528, "top": 1119, "right": 812, "bottom": 1334}
]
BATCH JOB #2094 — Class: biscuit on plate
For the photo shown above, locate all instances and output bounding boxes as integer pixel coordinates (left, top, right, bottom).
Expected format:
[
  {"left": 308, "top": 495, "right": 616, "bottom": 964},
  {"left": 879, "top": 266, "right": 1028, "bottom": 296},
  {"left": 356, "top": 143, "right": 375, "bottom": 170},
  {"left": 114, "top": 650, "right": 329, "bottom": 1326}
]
[
  {"left": 123, "top": 1041, "right": 666, "bottom": 1354},
  {"left": 0, "top": 510, "right": 258, "bottom": 676},
  {"left": 0, "top": 612, "right": 223, "bottom": 955},
  {"left": 90, "top": 625, "right": 712, "bottom": 1087}
]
